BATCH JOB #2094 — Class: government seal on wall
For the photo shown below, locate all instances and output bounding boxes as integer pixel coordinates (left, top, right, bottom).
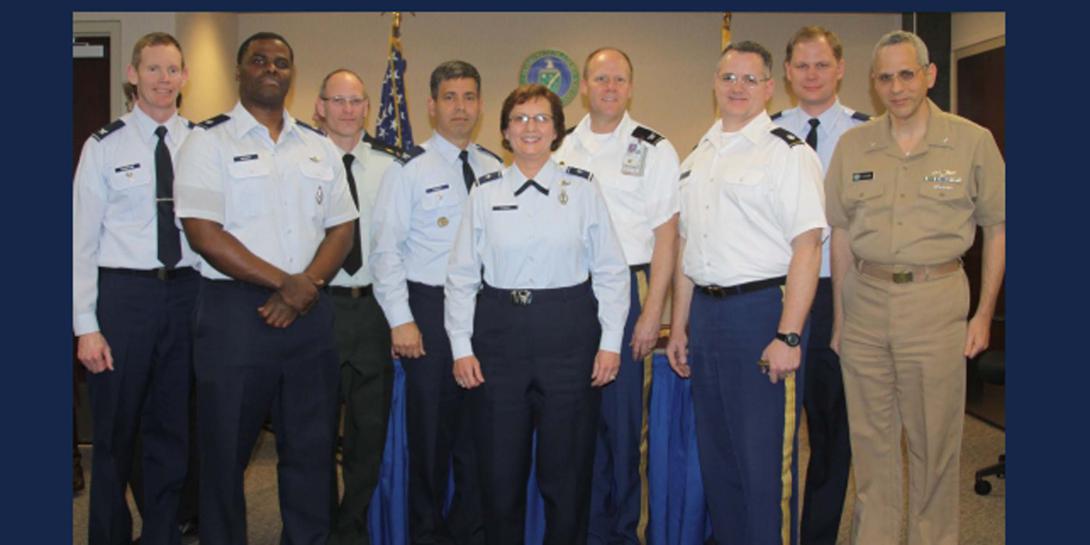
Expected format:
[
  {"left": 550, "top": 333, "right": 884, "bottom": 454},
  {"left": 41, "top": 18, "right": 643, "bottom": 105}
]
[{"left": 518, "top": 49, "right": 580, "bottom": 106}]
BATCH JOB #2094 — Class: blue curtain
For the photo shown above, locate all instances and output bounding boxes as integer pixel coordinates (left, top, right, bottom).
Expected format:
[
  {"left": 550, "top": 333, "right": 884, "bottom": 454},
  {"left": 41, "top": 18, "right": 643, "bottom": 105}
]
[{"left": 366, "top": 355, "right": 710, "bottom": 545}]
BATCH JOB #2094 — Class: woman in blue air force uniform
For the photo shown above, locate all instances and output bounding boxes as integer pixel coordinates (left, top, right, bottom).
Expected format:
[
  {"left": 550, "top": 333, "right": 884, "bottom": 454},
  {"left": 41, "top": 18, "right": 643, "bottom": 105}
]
[{"left": 444, "top": 84, "right": 630, "bottom": 545}]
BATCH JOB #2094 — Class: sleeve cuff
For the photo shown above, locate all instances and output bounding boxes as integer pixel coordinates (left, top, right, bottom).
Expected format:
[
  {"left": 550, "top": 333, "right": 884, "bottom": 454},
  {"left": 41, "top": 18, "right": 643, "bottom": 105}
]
[
  {"left": 74, "top": 314, "right": 100, "bottom": 337},
  {"left": 599, "top": 330, "right": 624, "bottom": 354},
  {"left": 385, "top": 302, "right": 415, "bottom": 328},
  {"left": 451, "top": 336, "right": 474, "bottom": 360}
]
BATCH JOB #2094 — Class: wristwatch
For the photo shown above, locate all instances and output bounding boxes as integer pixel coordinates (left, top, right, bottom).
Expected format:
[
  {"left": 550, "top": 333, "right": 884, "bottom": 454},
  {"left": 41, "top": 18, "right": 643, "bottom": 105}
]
[{"left": 775, "top": 332, "right": 801, "bottom": 347}]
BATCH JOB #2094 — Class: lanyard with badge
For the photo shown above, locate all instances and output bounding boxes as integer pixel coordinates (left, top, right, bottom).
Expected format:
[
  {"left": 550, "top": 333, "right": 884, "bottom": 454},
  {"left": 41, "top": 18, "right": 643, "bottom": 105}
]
[{"left": 621, "top": 138, "right": 648, "bottom": 176}]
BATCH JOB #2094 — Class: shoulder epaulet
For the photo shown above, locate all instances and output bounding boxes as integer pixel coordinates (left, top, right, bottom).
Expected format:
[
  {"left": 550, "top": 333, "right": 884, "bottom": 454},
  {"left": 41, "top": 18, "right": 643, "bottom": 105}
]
[
  {"left": 186, "top": 120, "right": 196, "bottom": 130},
  {"left": 397, "top": 145, "right": 426, "bottom": 165},
  {"left": 197, "top": 114, "right": 230, "bottom": 130},
  {"left": 91, "top": 119, "right": 125, "bottom": 141},
  {"left": 631, "top": 125, "right": 665, "bottom": 146},
  {"left": 362, "top": 133, "right": 408, "bottom": 161},
  {"left": 475, "top": 144, "right": 502, "bottom": 163},
  {"left": 770, "top": 111, "right": 784, "bottom": 121},
  {"left": 851, "top": 111, "right": 872, "bottom": 122},
  {"left": 476, "top": 171, "right": 502, "bottom": 186},
  {"left": 564, "top": 126, "right": 576, "bottom": 136},
  {"left": 295, "top": 119, "right": 325, "bottom": 136},
  {"left": 770, "top": 127, "right": 804, "bottom": 147},
  {"left": 564, "top": 166, "right": 594, "bottom": 181}
]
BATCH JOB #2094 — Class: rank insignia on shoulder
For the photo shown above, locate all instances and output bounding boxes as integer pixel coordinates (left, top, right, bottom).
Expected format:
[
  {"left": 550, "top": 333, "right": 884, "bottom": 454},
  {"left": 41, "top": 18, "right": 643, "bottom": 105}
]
[
  {"left": 769, "top": 111, "right": 784, "bottom": 121},
  {"left": 476, "top": 144, "right": 502, "bottom": 163},
  {"left": 92, "top": 119, "right": 125, "bottom": 141},
  {"left": 770, "top": 127, "right": 803, "bottom": 147},
  {"left": 851, "top": 111, "right": 872, "bottom": 122},
  {"left": 363, "top": 134, "right": 408, "bottom": 160},
  {"left": 631, "top": 126, "right": 664, "bottom": 145},
  {"left": 186, "top": 120, "right": 196, "bottom": 129},
  {"left": 852, "top": 171, "right": 874, "bottom": 182},
  {"left": 295, "top": 119, "right": 325, "bottom": 136},
  {"left": 198, "top": 114, "right": 230, "bottom": 130},
  {"left": 477, "top": 171, "right": 503, "bottom": 185},
  {"left": 564, "top": 166, "right": 594, "bottom": 181}
]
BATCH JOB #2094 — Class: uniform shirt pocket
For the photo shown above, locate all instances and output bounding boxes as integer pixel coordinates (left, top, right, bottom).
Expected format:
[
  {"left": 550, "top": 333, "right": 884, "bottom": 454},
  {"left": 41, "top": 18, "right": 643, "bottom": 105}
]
[
  {"left": 299, "top": 162, "right": 336, "bottom": 223},
  {"left": 106, "top": 162, "right": 153, "bottom": 224},
  {"left": 226, "top": 158, "right": 271, "bottom": 220}
]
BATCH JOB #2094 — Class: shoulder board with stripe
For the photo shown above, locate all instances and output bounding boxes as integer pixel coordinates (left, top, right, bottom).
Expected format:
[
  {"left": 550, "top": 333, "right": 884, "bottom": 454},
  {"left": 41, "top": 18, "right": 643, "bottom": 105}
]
[
  {"left": 91, "top": 119, "right": 125, "bottom": 141},
  {"left": 631, "top": 125, "right": 664, "bottom": 145},
  {"left": 769, "top": 111, "right": 784, "bottom": 121},
  {"left": 564, "top": 166, "right": 594, "bottom": 181},
  {"left": 851, "top": 111, "right": 872, "bottom": 122},
  {"left": 295, "top": 119, "right": 325, "bottom": 136},
  {"left": 770, "top": 127, "right": 804, "bottom": 147},
  {"left": 564, "top": 126, "right": 576, "bottom": 136},
  {"left": 476, "top": 171, "right": 502, "bottom": 185},
  {"left": 362, "top": 133, "right": 408, "bottom": 161},
  {"left": 397, "top": 145, "right": 427, "bottom": 165},
  {"left": 197, "top": 114, "right": 230, "bottom": 130},
  {"left": 476, "top": 144, "right": 502, "bottom": 163}
]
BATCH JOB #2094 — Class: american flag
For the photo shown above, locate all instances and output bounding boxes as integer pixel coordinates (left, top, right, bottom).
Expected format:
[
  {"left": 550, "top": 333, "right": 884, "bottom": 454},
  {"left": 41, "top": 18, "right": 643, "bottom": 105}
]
[{"left": 376, "top": 34, "right": 414, "bottom": 149}]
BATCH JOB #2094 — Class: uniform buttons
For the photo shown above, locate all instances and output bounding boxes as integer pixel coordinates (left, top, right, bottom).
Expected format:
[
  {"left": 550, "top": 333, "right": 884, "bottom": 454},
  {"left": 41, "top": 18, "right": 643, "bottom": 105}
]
[
  {"left": 900, "top": 193, "right": 906, "bottom": 198},
  {"left": 897, "top": 221, "right": 903, "bottom": 226}
]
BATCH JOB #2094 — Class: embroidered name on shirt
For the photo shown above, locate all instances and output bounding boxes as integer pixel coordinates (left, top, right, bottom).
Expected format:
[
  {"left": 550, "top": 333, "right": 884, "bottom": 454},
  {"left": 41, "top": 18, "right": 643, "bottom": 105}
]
[
  {"left": 114, "top": 163, "right": 140, "bottom": 173},
  {"left": 852, "top": 171, "right": 874, "bottom": 182},
  {"left": 233, "top": 154, "right": 259, "bottom": 162}
]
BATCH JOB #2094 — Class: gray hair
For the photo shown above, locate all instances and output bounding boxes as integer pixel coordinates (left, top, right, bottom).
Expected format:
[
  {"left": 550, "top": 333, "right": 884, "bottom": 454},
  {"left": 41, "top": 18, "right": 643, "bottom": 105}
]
[
  {"left": 872, "top": 30, "right": 930, "bottom": 69},
  {"left": 719, "top": 41, "right": 773, "bottom": 77}
]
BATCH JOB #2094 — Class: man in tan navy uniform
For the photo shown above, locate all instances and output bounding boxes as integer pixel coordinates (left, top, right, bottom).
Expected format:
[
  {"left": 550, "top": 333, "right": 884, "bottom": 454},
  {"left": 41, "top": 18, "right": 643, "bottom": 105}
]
[
  {"left": 826, "top": 30, "right": 1005, "bottom": 545},
  {"left": 314, "top": 68, "right": 403, "bottom": 545}
]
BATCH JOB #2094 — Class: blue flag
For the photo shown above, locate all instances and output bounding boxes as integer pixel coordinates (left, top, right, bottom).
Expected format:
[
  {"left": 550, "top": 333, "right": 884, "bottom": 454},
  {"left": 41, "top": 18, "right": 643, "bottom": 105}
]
[{"left": 376, "top": 35, "right": 414, "bottom": 150}]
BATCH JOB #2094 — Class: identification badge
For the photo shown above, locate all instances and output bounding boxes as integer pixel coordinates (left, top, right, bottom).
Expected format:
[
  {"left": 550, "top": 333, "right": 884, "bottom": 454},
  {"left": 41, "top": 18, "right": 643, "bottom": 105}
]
[
  {"left": 621, "top": 141, "right": 647, "bottom": 176},
  {"left": 233, "top": 154, "right": 259, "bottom": 162},
  {"left": 852, "top": 171, "right": 874, "bottom": 182},
  {"left": 114, "top": 163, "right": 140, "bottom": 173},
  {"left": 492, "top": 205, "right": 518, "bottom": 211}
]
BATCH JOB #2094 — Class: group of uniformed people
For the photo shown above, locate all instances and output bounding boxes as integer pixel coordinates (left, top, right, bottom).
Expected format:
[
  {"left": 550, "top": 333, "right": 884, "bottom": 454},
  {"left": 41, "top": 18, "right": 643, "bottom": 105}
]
[{"left": 74, "top": 24, "right": 1004, "bottom": 545}]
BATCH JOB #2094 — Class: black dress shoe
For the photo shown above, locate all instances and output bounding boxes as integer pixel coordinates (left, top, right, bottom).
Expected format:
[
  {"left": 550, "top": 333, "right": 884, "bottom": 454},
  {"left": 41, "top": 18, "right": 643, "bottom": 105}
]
[{"left": 179, "top": 517, "right": 199, "bottom": 537}]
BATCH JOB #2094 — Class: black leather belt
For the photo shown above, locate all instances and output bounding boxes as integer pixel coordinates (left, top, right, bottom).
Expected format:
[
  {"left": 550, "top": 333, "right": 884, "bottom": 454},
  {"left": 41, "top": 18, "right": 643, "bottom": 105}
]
[
  {"left": 480, "top": 280, "right": 591, "bottom": 306},
  {"left": 697, "top": 276, "right": 786, "bottom": 298},
  {"left": 100, "top": 266, "right": 197, "bottom": 281},
  {"left": 629, "top": 263, "right": 650, "bottom": 273},
  {"left": 327, "top": 285, "right": 373, "bottom": 298}
]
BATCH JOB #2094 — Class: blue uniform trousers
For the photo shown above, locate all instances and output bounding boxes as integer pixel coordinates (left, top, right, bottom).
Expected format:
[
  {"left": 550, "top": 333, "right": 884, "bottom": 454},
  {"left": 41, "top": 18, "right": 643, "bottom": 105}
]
[
  {"left": 688, "top": 285, "right": 807, "bottom": 545},
  {"left": 471, "top": 282, "right": 602, "bottom": 545},
  {"left": 589, "top": 266, "right": 648, "bottom": 545},
  {"left": 800, "top": 278, "right": 850, "bottom": 545},
  {"left": 193, "top": 279, "right": 340, "bottom": 545},
  {"left": 402, "top": 282, "right": 483, "bottom": 545},
  {"left": 87, "top": 267, "right": 198, "bottom": 545}
]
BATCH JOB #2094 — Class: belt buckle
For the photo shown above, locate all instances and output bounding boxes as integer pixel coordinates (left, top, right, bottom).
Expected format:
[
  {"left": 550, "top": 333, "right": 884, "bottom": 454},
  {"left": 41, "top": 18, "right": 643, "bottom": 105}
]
[
  {"left": 511, "top": 289, "right": 533, "bottom": 306},
  {"left": 156, "top": 268, "right": 169, "bottom": 281},
  {"left": 892, "top": 270, "right": 914, "bottom": 284},
  {"left": 706, "top": 286, "right": 725, "bottom": 298},
  {"left": 351, "top": 286, "right": 363, "bottom": 298}
]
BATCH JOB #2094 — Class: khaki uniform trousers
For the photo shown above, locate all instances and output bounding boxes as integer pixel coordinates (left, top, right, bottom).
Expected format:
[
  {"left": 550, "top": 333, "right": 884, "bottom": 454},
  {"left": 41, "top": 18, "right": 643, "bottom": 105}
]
[{"left": 840, "top": 265, "right": 969, "bottom": 545}]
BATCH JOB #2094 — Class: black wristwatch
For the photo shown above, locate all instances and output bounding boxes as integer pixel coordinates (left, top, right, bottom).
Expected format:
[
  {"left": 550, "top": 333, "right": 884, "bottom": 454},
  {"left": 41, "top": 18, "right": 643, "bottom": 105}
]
[{"left": 775, "top": 332, "right": 801, "bottom": 347}]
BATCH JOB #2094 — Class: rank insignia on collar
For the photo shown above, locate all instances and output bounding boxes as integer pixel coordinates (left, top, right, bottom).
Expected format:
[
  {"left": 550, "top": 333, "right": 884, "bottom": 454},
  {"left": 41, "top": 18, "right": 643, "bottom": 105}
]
[
  {"left": 309, "top": 156, "right": 321, "bottom": 163},
  {"left": 316, "top": 185, "right": 324, "bottom": 205}
]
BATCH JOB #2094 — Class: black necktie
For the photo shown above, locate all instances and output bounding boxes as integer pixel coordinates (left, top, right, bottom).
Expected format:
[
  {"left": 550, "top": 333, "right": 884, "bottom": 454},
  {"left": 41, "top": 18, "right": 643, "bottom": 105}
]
[
  {"left": 154, "top": 126, "right": 181, "bottom": 268},
  {"left": 459, "top": 149, "right": 476, "bottom": 193},
  {"left": 515, "top": 179, "right": 549, "bottom": 196},
  {"left": 341, "top": 153, "right": 363, "bottom": 275},
  {"left": 806, "top": 118, "right": 820, "bottom": 150}
]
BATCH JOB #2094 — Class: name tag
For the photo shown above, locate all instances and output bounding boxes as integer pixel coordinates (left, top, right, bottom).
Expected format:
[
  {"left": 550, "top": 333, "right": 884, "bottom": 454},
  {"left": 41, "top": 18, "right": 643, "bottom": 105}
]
[
  {"left": 425, "top": 184, "right": 450, "bottom": 194},
  {"left": 233, "top": 154, "right": 259, "bottom": 162},
  {"left": 852, "top": 171, "right": 874, "bottom": 182},
  {"left": 492, "top": 204, "right": 518, "bottom": 211},
  {"left": 114, "top": 163, "right": 140, "bottom": 173}
]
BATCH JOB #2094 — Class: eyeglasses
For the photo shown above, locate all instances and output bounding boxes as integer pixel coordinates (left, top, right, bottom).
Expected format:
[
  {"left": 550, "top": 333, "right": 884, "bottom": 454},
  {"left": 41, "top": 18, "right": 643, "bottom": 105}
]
[
  {"left": 508, "top": 113, "right": 553, "bottom": 125},
  {"left": 872, "top": 66, "right": 925, "bottom": 86},
  {"left": 321, "top": 95, "right": 367, "bottom": 108},
  {"left": 717, "top": 72, "right": 770, "bottom": 89}
]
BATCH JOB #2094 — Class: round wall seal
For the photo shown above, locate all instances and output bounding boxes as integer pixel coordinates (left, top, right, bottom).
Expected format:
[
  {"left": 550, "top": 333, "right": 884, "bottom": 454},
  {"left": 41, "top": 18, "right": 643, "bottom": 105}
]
[{"left": 518, "top": 49, "right": 580, "bottom": 106}]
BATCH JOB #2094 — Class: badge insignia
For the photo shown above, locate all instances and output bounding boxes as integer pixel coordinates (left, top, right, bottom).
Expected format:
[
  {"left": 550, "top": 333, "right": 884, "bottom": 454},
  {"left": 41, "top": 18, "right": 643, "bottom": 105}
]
[
  {"left": 924, "top": 170, "right": 962, "bottom": 184},
  {"left": 309, "top": 156, "right": 320, "bottom": 163},
  {"left": 437, "top": 216, "right": 450, "bottom": 228},
  {"left": 518, "top": 49, "right": 581, "bottom": 106},
  {"left": 560, "top": 178, "right": 571, "bottom": 187},
  {"left": 621, "top": 141, "right": 648, "bottom": 176},
  {"left": 315, "top": 185, "right": 324, "bottom": 204},
  {"left": 559, "top": 189, "right": 569, "bottom": 205}
]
